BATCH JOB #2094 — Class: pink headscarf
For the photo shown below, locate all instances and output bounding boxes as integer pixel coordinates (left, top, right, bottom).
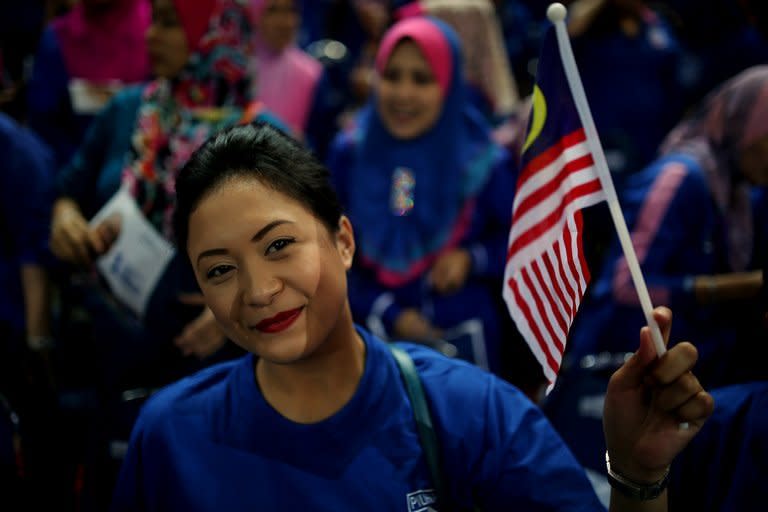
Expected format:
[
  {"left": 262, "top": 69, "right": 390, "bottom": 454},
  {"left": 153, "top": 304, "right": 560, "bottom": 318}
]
[
  {"left": 393, "top": 0, "right": 519, "bottom": 115},
  {"left": 249, "top": 0, "right": 322, "bottom": 135},
  {"left": 375, "top": 16, "right": 453, "bottom": 97},
  {"left": 661, "top": 65, "right": 768, "bottom": 271},
  {"left": 52, "top": 0, "right": 151, "bottom": 83}
]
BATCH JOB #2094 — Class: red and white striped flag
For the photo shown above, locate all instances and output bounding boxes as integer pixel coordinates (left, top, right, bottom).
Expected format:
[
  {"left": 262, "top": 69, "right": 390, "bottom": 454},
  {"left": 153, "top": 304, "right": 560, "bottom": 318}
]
[
  {"left": 502, "top": 19, "right": 607, "bottom": 387},
  {"left": 504, "top": 3, "right": 668, "bottom": 389}
]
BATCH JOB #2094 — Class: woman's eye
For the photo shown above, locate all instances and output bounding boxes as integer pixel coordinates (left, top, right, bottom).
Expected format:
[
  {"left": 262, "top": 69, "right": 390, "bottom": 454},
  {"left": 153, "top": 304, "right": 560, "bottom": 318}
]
[
  {"left": 266, "top": 238, "right": 295, "bottom": 255},
  {"left": 413, "top": 71, "right": 434, "bottom": 85},
  {"left": 206, "top": 265, "right": 234, "bottom": 280},
  {"left": 382, "top": 69, "right": 400, "bottom": 82}
]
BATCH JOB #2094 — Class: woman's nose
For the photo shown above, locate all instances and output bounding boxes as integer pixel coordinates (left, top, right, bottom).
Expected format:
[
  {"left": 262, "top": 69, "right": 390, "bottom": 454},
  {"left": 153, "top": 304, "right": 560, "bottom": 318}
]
[
  {"left": 145, "top": 25, "right": 159, "bottom": 45},
  {"left": 393, "top": 78, "right": 414, "bottom": 100},
  {"left": 241, "top": 268, "right": 282, "bottom": 307}
]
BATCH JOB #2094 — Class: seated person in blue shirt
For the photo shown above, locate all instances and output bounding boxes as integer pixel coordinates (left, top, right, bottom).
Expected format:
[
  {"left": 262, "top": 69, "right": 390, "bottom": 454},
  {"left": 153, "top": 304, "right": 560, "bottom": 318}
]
[
  {"left": 565, "top": 65, "right": 768, "bottom": 389},
  {"left": 111, "top": 122, "right": 714, "bottom": 511},
  {"left": 0, "top": 112, "right": 54, "bottom": 356},
  {"left": 0, "top": 111, "right": 57, "bottom": 506}
]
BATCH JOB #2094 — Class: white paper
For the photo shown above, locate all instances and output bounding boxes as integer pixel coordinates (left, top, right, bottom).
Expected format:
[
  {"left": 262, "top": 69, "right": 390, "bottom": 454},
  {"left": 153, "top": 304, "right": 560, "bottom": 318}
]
[
  {"left": 90, "top": 188, "right": 175, "bottom": 318},
  {"left": 68, "top": 79, "right": 123, "bottom": 114}
]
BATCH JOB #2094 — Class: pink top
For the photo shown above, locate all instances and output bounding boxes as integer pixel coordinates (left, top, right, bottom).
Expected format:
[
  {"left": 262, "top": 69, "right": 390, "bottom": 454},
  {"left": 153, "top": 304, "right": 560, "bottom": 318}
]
[
  {"left": 249, "top": 0, "right": 322, "bottom": 135},
  {"left": 52, "top": 0, "right": 151, "bottom": 83}
]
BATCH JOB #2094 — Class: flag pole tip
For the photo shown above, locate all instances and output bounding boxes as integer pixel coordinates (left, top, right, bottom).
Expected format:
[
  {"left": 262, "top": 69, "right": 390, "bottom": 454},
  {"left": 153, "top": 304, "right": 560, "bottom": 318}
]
[{"left": 546, "top": 3, "right": 567, "bottom": 23}]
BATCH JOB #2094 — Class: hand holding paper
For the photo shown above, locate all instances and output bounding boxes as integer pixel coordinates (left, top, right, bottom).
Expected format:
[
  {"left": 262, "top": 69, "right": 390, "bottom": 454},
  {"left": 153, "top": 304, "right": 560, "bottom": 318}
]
[
  {"left": 88, "top": 187, "right": 175, "bottom": 318},
  {"left": 51, "top": 198, "right": 112, "bottom": 265}
]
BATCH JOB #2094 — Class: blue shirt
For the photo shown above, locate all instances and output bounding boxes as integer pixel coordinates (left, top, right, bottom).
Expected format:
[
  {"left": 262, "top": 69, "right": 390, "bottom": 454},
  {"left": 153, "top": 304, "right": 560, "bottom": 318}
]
[
  {"left": 570, "top": 10, "right": 685, "bottom": 175},
  {"left": 0, "top": 113, "right": 54, "bottom": 332},
  {"left": 56, "top": 86, "right": 143, "bottom": 216},
  {"left": 112, "top": 327, "right": 603, "bottom": 511},
  {"left": 670, "top": 381, "right": 768, "bottom": 511},
  {"left": 27, "top": 26, "right": 104, "bottom": 168},
  {"left": 328, "top": 132, "right": 517, "bottom": 373}
]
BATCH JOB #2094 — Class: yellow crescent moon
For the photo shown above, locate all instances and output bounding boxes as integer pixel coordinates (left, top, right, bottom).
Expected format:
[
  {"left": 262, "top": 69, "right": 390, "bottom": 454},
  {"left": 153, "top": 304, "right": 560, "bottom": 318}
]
[{"left": 522, "top": 85, "right": 547, "bottom": 154}]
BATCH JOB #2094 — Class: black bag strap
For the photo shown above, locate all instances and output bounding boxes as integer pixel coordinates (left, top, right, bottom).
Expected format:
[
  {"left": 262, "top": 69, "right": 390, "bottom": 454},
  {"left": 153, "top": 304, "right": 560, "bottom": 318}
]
[{"left": 389, "top": 344, "right": 447, "bottom": 506}]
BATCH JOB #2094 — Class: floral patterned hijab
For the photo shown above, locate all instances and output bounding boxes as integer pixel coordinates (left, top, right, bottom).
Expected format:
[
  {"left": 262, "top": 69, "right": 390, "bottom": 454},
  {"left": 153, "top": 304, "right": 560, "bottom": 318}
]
[
  {"left": 122, "top": 0, "right": 261, "bottom": 238},
  {"left": 660, "top": 65, "right": 768, "bottom": 271}
]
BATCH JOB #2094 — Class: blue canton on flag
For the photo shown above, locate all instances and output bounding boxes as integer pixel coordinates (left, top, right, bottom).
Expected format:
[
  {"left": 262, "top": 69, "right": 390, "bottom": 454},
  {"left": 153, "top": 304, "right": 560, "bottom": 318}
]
[{"left": 503, "top": 26, "right": 606, "bottom": 387}]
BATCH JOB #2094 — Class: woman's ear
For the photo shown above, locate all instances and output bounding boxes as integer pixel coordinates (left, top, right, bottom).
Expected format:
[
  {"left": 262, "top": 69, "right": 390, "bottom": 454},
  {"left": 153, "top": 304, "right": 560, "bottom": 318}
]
[{"left": 335, "top": 215, "right": 356, "bottom": 269}]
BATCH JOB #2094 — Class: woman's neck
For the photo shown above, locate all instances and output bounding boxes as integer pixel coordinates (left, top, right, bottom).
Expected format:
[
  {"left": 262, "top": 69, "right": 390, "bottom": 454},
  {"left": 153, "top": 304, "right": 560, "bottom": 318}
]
[{"left": 255, "top": 310, "right": 366, "bottom": 424}]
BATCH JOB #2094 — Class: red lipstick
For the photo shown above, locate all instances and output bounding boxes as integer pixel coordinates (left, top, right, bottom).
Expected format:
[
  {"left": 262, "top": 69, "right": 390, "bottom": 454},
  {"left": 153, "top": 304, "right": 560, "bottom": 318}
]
[{"left": 254, "top": 307, "right": 303, "bottom": 333}]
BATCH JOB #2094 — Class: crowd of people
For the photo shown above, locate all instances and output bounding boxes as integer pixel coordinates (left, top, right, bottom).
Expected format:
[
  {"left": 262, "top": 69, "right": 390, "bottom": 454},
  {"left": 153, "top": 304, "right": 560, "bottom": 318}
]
[{"left": 0, "top": 0, "right": 766, "bottom": 510}]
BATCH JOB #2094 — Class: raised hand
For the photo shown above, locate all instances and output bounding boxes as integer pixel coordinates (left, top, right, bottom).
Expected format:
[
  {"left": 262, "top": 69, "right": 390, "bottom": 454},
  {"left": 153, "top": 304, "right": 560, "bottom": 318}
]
[{"left": 603, "top": 306, "right": 714, "bottom": 485}]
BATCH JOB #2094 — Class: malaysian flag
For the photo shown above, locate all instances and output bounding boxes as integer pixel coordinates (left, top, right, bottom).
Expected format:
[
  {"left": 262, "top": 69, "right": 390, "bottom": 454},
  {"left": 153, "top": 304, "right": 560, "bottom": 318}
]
[{"left": 502, "top": 21, "right": 607, "bottom": 387}]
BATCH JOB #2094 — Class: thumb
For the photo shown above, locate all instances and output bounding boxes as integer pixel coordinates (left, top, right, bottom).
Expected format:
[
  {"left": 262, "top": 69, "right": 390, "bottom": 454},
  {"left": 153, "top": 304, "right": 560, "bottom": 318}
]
[
  {"left": 612, "top": 306, "right": 673, "bottom": 388},
  {"left": 619, "top": 327, "right": 659, "bottom": 385},
  {"left": 178, "top": 292, "right": 206, "bottom": 305}
]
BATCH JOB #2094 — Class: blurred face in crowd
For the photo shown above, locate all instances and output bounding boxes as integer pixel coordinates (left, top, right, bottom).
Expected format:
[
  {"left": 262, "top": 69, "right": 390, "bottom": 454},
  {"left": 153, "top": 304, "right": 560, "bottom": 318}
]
[
  {"left": 739, "top": 134, "right": 768, "bottom": 185},
  {"left": 258, "top": 0, "right": 299, "bottom": 52},
  {"left": 376, "top": 40, "right": 444, "bottom": 140},
  {"left": 146, "top": 0, "right": 190, "bottom": 79}
]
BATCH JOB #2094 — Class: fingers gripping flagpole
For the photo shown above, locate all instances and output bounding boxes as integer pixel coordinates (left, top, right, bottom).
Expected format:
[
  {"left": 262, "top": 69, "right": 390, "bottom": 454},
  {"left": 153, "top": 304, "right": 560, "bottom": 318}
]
[{"left": 546, "top": 3, "right": 667, "bottom": 357}]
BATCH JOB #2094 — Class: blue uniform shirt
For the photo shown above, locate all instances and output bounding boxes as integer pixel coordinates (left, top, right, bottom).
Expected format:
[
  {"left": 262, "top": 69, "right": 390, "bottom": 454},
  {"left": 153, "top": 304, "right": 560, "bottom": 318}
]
[
  {"left": 112, "top": 327, "right": 603, "bottom": 511},
  {"left": 0, "top": 113, "right": 54, "bottom": 333},
  {"left": 670, "top": 381, "right": 768, "bottom": 511}
]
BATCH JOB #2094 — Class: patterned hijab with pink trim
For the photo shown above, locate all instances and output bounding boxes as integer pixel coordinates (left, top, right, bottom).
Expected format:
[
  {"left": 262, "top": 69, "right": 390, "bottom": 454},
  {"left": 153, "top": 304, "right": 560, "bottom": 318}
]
[
  {"left": 122, "top": 0, "right": 260, "bottom": 239},
  {"left": 660, "top": 65, "right": 768, "bottom": 271},
  {"left": 52, "top": 0, "right": 151, "bottom": 83}
]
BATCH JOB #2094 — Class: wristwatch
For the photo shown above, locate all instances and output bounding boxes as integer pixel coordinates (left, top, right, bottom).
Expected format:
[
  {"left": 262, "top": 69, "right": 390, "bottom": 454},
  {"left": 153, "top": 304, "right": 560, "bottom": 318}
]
[{"left": 605, "top": 451, "right": 670, "bottom": 501}]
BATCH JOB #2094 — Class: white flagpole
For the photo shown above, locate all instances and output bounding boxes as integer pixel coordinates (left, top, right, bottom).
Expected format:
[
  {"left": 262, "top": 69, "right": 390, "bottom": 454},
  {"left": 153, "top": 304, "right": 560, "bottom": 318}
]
[{"left": 546, "top": 3, "right": 667, "bottom": 357}]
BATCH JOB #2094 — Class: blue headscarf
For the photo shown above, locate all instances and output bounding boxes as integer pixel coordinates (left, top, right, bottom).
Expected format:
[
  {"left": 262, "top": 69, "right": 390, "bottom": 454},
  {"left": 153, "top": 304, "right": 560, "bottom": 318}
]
[{"left": 347, "top": 16, "right": 499, "bottom": 286}]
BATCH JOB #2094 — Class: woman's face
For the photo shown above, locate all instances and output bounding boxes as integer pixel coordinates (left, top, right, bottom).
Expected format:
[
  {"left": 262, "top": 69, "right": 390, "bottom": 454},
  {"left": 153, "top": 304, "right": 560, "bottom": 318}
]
[
  {"left": 739, "top": 134, "right": 768, "bottom": 185},
  {"left": 187, "top": 177, "right": 356, "bottom": 365},
  {"left": 376, "top": 40, "right": 444, "bottom": 140},
  {"left": 258, "top": 0, "right": 299, "bottom": 52},
  {"left": 146, "top": 0, "right": 190, "bottom": 79}
]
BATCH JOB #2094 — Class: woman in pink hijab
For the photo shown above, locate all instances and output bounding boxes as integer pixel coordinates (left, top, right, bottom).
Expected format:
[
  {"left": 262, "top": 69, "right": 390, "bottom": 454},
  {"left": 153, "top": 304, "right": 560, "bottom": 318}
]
[
  {"left": 249, "top": 0, "right": 324, "bottom": 140},
  {"left": 28, "top": 0, "right": 152, "bottom": 167}
]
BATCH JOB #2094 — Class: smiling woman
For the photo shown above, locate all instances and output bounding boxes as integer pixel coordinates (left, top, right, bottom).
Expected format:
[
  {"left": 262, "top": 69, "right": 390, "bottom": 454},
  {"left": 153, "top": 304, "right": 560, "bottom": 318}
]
[
  {"left": 110, "top": 122, "right": 714, "bottom": 512},
  {"left": 326, "top": 17, "right": 521, "bottom": 377}
]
